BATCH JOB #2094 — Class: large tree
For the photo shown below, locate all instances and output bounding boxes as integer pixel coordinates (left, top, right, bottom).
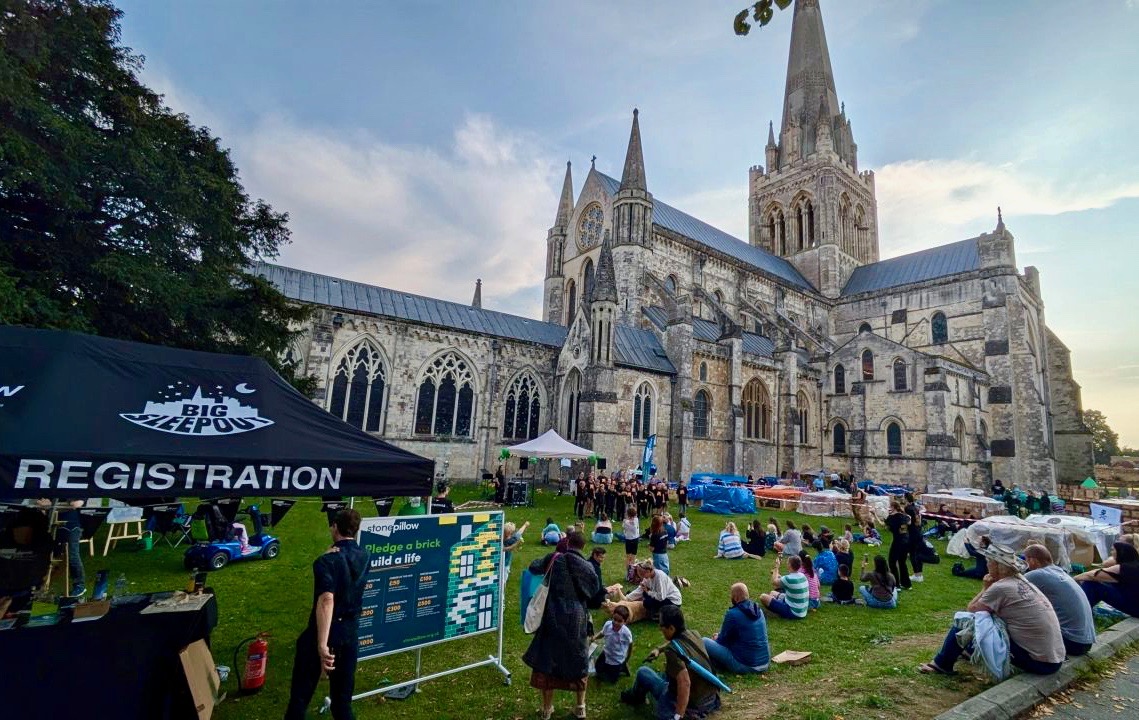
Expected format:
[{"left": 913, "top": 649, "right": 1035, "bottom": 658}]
[
  {"left": 1082, "top": 410, "right": 1120, "bottom": 465},
  {"left": 0, "top": 0, "right": 309, "bottom": 378}
]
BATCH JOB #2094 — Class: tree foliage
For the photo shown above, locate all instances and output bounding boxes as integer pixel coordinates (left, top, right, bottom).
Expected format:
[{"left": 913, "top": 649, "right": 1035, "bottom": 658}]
[
  {"left": 734, "top": 0, "right": 793, "bottom": 36},
  {"left": 0, "top": 0, "right": 311, "bottom": 385},
  {"left": 1082, "top": 410, "right": 1120, "bottom": 465}
]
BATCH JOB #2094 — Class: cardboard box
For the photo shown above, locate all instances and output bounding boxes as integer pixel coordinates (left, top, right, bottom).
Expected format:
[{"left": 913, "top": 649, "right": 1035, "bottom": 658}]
[{"left": 180, "top": 639, "right": 223, "bottom": 719}]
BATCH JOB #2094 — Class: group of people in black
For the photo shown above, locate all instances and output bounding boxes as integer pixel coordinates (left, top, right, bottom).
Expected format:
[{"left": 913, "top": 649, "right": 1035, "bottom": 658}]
[
  {"left": 883, "top": 492, "right": 935, "bottom": 588},
  {"left": 572, "top": 473, "right": 687, "bottom": 521}
]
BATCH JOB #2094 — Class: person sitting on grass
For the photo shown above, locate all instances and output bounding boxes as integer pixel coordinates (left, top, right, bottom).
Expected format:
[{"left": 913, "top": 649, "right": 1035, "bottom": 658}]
[
  {"left": 743, "top": 520, "right": 766, "bottom": 558},
  {"left": 799, "top": 552, "right": 821, "bottom": 610},
  {"left": 1023, "top": 544, "right": 1095, "bottom": 657},
  {"left": 592, "top": 513, "right": 613, "bottom": 545},
  {"left": 774, "top": 520, "right": 802, "bottom": 557},
  {"left": 1098, "top": 533, "right": 1138, "bottom": 570},
  {"left": 613, "top": 560, "right": 683, "bottom": 620},
  {"left": 675, "top": 512, "right": 692, "bottom": 542},
  {"left": 620, "top": 605, "right": 722, "bottom": 719},
  {"left": 801, "top": 524, "right": 817, "bottom": 550},
  {"left": 862, "top": 522, "right": 882, "bottom": 546},
  {"left": 591, "top": 604, "right": 634, "bottom": 683},
  {"left": 843, "top": 524, "right": 855, "bottom": 544},
  {"left": 859, "top": 555, "right": 898, "bottom": 609},
  {"left": 764, "top": 524, "right": 778, "bottom": 553},
  {"left": 920, "top": 543, "right": 1065, "bottom": 677},
  {"left": 714, "top": 522, "right": 763, "bottom": 560},
  {"left": 760, "top": 554, "right": 809, "bottom": 620},
  {"left": 703, "top": 583, "right": 770, "bottom": 674},
  {"left": 1074, "top": 541, "right": 1139, "bottom": 619},
  {"left": 814, "top": 539, "right": 839, "bottom": 585},
  {"left": 829, "top": 564, "right": 856, "bottom": 605},
  {"left": 833, "top": 538, "right": 854, "bottom": 575},
  {"left": 542, "top": 518, "right": 563, "bottom": 546}
]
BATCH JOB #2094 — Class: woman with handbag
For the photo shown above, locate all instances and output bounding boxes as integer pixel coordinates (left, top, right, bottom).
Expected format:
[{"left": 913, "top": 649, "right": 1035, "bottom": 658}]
[{"left": 523, "top": 530, "right": 606, "bottom": 720}]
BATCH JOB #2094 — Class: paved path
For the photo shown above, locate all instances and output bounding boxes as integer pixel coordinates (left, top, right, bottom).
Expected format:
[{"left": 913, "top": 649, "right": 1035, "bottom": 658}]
[{"left": 1040, "top": 653, "right": 1139, "bottom": 719}]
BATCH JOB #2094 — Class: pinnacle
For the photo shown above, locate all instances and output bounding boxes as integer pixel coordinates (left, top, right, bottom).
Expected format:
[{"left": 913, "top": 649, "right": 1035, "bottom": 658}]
[
  {"left": 554, "top": 160, "right": 574, "bottom": 228},
  {"left": 620, "top": 109, "right": 647, "bottom": 192},
  {"left": 592, "top": 230, "right": 618, "bottom": 304}
]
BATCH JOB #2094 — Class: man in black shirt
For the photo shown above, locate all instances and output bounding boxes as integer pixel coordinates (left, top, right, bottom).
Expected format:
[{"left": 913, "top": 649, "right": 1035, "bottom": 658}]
[
  {"left": 432, "top": 483, "right": 455, "bottom": 514},
  {"left": 285, "top": 509, "right": 370, "bottom": 720}
]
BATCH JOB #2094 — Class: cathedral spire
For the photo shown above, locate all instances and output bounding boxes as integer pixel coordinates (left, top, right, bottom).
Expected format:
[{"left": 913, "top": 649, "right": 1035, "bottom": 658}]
[
  {"left": 767, "top": 120, "right": 776, "bottom": 147},
  {"left": 554, "top": 161, "right": 574, "bottom": 228},
  {"left": 592, "top": 229, "right": 618, "bottom": 305},
  {"left": 619, "top": 108, "right": 647, "bottom": 192},
  {"left": 471, "top": 278, "right": 482, "bottom": 309},
  {"left": 781, "top": 0, "right": 841, "bottom": 158}
]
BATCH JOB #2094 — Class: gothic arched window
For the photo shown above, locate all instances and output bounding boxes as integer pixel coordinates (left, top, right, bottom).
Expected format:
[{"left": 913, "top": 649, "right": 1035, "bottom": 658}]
[
  {"left": 693, "top": 389, "right": 710, "bottom": 439},
  {"left": 797, "top": 390, "right": 810, "bottom": 445},
  {"left": 633, "top": 382, "right": 654, "bottom": 441},
  {"left": 665, "top": 275, "right": 678, "bottom": 295},
  {"left": 832, "top": 422, "right": 847, "bottom": 455},
  {"left": 565, "top": 279, "right": 577, "bottom": 324},
  {"left": 503, "top": 371, "right": 543, "bottom": 440},
  {"left": 699, "top": 362, "right": 708, "bottom": 382},
  {"left": 768, "top": 206, "right": 787, "bottom": 256},
  {"left": 582, "top": 258, "right": 595, "bottom": 303},
  {"left": 893, "top": 358, "right": 908, "bottom": 391},
  {"left": 839, "top": 195, "right": 852, "bottom": 255},
  {"left": 414, "top": 353, "right": 476, "bottom": 437},
  {"left": 886, "top": 422, "right": 902, "bottom": 456},
  {"left": 328, "top": 338, "right": 387, "bottom": 432},
  {"left": 932, "top": 312, "right": 948, "bottom": 345},
  {"left": 859, "top": 322, "right": 872, "bottom": 334},
  {"left": 743, "top": 379, "right": 771, "bottom": 440},
  {"left": 954, "top": 416, "right": 967, "bottom": 462},
  {"left": 563, "top": 369, "right": 582, "bottom": 442},
  {"left": 833, "top": 364, "right": 846, "bottom": 394},
  {"left": 713, "top": 290, "right": 724, "bottom": 306},
  {"left": 861, "top": 349, "right": 874, "bottom": 381}
]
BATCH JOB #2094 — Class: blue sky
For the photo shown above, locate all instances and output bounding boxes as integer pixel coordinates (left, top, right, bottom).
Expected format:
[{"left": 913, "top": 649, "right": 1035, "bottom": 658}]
[{"left": 116, "top": 0, "right": 1139, "bottom": 445}]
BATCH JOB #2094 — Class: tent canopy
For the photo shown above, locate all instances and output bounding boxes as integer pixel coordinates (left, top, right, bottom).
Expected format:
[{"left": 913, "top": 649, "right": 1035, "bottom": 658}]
[
  {"left": 0, "top": 327, "right": 434, "bottom": 499},
  {"left": 506, "top": 430, "right": 593, "bottom": 459}
]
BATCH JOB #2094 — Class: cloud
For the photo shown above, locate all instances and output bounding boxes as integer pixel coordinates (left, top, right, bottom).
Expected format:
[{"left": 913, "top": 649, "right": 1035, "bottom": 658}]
[{"left": 874, "top": 159, "right": 1139, "bottom": 256}]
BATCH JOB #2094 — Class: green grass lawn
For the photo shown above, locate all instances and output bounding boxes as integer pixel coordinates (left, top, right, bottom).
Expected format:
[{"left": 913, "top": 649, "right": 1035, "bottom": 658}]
[{"left": 59, "top": 487, "right": 1046, "bottom": 719}]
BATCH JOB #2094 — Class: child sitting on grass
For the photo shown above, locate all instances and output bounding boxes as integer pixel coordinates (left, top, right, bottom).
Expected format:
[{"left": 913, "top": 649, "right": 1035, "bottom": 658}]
[
  {"left": 843, "top": 524, "right": 855, "bottom": 544},
  {"left": 829, "top": 564, "right": 856, "bottom": 605},
  {"left": 675, "top": 512, "right": 691, "bottom": 541},
  {"left": 541, "top": 518, "right": 562, "bottom": 546},
  {"left": 814, "top": 539, "right": 839, "bottom": 585},
  {"left": 862, "top": 522, "right": 882, "bottom": 546},
  {"left": 799, "top": 552, "right": 821, "bottom": 610},
  {"left": 591, "top": 605, "right": 634, "bottom": 682}
]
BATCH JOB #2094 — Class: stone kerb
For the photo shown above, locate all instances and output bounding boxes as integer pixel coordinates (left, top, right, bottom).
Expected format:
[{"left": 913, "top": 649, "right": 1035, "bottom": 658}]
[{"left": 932, "top": 617, "right": 1139, "bottom": 720}]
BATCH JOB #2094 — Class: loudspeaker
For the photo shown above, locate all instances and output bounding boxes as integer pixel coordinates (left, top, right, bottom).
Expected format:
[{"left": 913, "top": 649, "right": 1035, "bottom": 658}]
[
  {"left": 597, "top": 458, "right": 607, "bottom": 470},
  {"left": 520, "top": 457, "right": 530, "bottom": 470}
]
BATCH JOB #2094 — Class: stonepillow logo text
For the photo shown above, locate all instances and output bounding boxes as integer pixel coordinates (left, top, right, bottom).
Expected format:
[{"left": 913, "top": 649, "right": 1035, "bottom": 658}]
[
  {"left": 120, "top": 382, "right": 274, "bottom": 436},
  {"left": 373, "top": 520, "right": 421, "bottom": 537},
  {"left": 0, "top": 385, "right": 25, "bottom": 406}
]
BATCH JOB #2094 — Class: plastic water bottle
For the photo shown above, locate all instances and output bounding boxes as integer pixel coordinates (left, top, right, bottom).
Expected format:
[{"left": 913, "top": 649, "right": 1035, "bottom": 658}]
[{"left": 115, "top": 573, "right": 128, "bottom": 598}]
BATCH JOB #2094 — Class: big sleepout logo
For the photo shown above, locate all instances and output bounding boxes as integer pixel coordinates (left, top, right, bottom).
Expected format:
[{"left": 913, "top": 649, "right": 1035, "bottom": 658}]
[
  {"left": 0, "top": 384, "right": 25, "bottom": 408},
  {"left": 120, "top": 381, "right": 274, "bottom": 436}
]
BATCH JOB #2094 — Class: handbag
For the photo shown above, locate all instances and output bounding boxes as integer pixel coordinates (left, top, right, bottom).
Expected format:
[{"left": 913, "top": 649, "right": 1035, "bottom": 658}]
[{"left": 524, "top": 553, "right": 561, "bottom": 634}]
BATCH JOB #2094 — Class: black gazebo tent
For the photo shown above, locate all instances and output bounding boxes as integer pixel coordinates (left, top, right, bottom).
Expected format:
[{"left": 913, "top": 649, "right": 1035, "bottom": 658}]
[{"left": 0, "top": 327, "right": 434, "bottom": 499}]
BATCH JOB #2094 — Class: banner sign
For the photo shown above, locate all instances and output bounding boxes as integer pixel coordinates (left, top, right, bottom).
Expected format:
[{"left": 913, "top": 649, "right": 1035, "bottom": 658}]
[
  {"left": 356, "top": 511, "right": 502, "bottom": 660},
  {"left": 1090, "top": 503, "right": 1123, "bottom": 527}
]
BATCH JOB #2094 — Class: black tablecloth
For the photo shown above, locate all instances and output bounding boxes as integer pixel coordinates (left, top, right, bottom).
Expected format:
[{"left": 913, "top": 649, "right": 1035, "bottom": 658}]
[{"left": 0, "top": 594, "right": 218, "bottom": 720}]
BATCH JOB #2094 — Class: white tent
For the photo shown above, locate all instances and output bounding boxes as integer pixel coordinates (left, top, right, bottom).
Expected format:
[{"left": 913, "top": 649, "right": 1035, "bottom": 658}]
[{"left": 507, "top": 429, "right": 594, "bottom": 459}]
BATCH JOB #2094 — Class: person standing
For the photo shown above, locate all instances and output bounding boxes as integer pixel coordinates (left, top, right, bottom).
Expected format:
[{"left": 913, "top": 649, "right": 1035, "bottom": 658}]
[
  {"left": 885, "top": 501, "right": 913, "bottom": 590},
  {"left": 676, "top": 482, "right": 688, "bottom": 516},
  {"left": 523, "top": 530, "right": 605, "bottom": 720},
  {"left": 1023, "top": 544, "right": 1096, "bottom": 657},
  {"left": 285, "top": 509, "right": 370, "bottom": 720},
  {"left": 648, "top": 515, "right": 671, "bottom": 576},
  {"left": 904, "top": 493, "right": 925, "bottom": 582}
]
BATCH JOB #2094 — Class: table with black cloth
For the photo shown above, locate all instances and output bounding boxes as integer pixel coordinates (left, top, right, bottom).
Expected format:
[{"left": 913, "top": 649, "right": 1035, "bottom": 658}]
[{"left": 0, "top": 593, "right": 218, "bottom": 720}]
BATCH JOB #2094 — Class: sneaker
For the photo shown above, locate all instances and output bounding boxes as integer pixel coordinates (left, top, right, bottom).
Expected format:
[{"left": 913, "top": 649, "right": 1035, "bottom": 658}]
[
  {"left": 912, "top": 574, "right": 924, "bottom": 582},
  {"left": 70, "top": 585, "right": 86, "bottom": 598}
]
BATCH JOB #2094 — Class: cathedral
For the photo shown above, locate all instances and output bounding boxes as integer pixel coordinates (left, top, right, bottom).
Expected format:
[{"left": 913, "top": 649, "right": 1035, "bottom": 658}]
[{"left": 258, "top": 0, "right": 1093, "bottom": 491}]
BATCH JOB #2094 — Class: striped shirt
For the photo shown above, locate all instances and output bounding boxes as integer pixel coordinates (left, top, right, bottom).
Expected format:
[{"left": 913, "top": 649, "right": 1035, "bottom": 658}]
[
  {"left": 780, "top": 572, "right": 810, "bottom": 617},
  {"left": 718, "top": 531, "right": 745, "bottom": 558}
]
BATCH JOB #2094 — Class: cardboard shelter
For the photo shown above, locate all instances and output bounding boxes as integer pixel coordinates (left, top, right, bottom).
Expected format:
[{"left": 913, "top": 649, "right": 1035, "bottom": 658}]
[{"left": 0, "top": 327, "right": 434, "bottom": 500}]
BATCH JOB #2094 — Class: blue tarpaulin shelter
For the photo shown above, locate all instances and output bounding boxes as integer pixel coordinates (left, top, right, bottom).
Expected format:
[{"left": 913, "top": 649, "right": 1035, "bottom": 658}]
[{"left": 698, "top": 484, "right": 756, "bottom": 515}]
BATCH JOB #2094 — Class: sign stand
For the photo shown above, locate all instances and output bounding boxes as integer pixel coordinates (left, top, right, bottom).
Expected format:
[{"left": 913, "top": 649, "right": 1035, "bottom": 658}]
[{"left": 333, "top": 510, "right": 510, "bottom": 712}]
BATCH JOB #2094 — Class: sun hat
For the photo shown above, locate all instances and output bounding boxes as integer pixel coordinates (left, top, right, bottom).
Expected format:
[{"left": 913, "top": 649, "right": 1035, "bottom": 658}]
[{"left": 975, "top": 541, "right": 1027, "bottom": 573}]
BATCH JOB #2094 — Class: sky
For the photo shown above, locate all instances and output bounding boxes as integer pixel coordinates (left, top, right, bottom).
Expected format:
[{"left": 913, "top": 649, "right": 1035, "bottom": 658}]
[{"left": 114, "top": 0, "right": 1139, "bottom": 446}]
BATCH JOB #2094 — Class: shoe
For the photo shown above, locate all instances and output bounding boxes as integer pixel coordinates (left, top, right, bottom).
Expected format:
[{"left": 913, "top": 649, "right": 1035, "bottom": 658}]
[
  {"left": 575, "top": 703, "right": 587, "bottom": 719},
  {"left": 912, "top": 574, "right": 924, "bottom": 582},
  {"left": 70, "top": 585, "right": 86, "bottom": 598}
]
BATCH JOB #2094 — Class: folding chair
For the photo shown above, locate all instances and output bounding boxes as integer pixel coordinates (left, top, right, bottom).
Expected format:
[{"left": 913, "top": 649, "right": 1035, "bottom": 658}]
[
  {"left": 150, "top": 504, "right": 192, "bottom": 547},
  {"left": 77, "top": 507, "right": 110, "bottom": 557}
]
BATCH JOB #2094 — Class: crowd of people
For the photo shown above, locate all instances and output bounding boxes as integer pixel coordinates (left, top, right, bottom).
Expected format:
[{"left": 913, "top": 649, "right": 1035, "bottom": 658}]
[{"left": 503, "top": 474, "right": 1139, "bottom": 719}]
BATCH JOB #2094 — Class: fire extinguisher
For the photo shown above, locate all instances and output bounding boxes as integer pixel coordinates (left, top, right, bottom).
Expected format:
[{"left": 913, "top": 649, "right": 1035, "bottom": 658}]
[{"left": 234, "top": 633, "right": 270, "bottom": 693}]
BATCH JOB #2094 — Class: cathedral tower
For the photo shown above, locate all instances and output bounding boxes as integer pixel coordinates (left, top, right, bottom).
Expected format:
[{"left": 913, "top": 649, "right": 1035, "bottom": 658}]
[
  {"left": 611, "top": 109, "right": 654, "bottom": 324},
  {"left": 543, "top": 161, "right": 574, "bottom": 324},
  {"left": 748, "top": 0, "right": 879, "bottom": 298}
]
